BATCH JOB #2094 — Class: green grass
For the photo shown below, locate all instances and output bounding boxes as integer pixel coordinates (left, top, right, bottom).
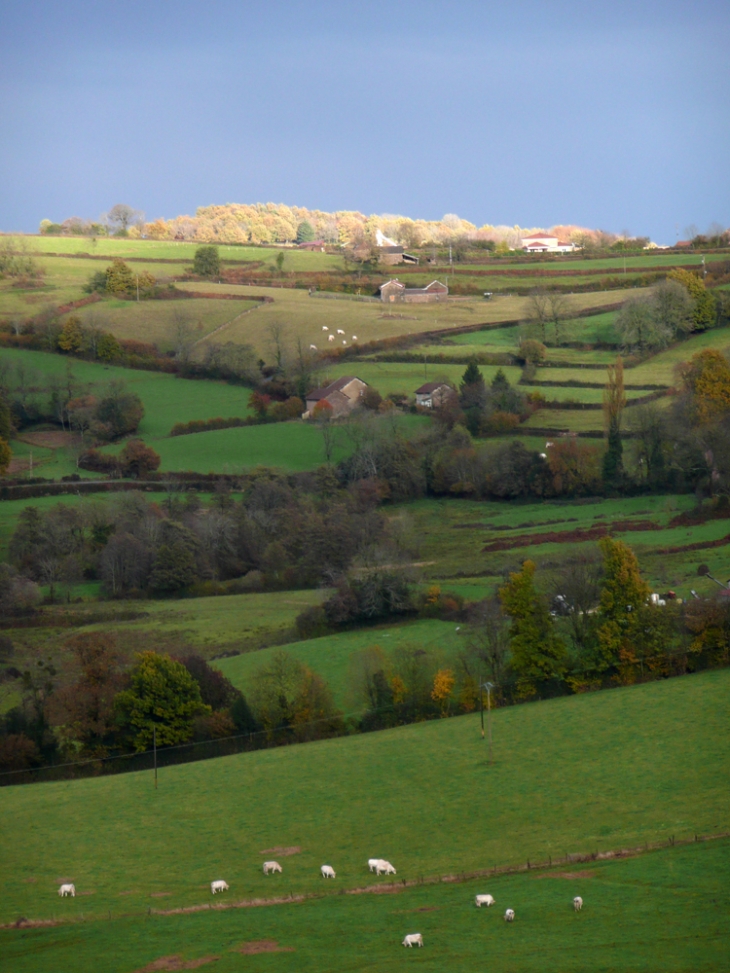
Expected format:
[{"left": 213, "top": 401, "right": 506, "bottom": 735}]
[
  {"left": 216, "top": 618, "right": 466, "bottom": 708},
  {"left": 327, "top": 360, "right": 523, "bottom": 396},
  {"left": 1, "top": 838, "right": 727, "bottom": 972},
  {"left": 0, "top": 669, "right": 726, "bottom": 933}
]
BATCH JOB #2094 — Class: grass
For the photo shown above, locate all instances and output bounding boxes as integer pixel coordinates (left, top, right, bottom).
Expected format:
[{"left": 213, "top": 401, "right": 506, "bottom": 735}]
[
  {"left": 1, "top": 838, "right": 727, "bottom": 972},
  {"left": 215, "top": 618, "right": 466, "bottom": 708},
  {"left": 0, "top": 669, "right": 726, "bottom": 931}
]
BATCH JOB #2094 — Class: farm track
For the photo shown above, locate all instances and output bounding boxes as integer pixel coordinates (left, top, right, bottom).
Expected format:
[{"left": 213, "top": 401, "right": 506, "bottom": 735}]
[{"left": 4, "top": 832, "right": 727, "bottom": 930}]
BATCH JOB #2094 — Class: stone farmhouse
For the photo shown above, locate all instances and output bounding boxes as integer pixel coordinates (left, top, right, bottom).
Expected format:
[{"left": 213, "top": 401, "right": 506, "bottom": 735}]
[
  {"left": 378, "top": 279, "right": 448, "bottom": 303},
  {"left": 304, "top": 376, "right": 368, "bottom": 418},
  {"left": 414, "top": 382, "right": 454, "bottom": 408},
  {"left": 521, "top": 233, "right": 577, "bottom": 253}
]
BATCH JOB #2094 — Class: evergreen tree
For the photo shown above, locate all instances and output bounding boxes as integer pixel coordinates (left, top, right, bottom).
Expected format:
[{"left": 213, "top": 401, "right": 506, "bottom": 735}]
[
  {"left": 296, "top": 221, "right": 315, "bottom": 243},
  {"left": 499, "top": 560, "right": 566, "bottom": 698},
  {"left": 596, "top": 537, "right": 650, "bottom": 677},
  {"left": 193, "top": 245, "right": 220, "bottom": 277}
]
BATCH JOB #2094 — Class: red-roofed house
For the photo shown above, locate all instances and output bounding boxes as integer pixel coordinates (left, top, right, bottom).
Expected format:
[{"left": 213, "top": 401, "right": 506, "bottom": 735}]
[{"left": 520, "top": 233, "right": 576, "bottom": 253}]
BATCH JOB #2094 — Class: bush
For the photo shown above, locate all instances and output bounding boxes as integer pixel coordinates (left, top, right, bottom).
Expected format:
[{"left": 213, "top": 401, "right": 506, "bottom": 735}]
[{"left": 193, "top": 246, "right": 220, "bottom": 277}]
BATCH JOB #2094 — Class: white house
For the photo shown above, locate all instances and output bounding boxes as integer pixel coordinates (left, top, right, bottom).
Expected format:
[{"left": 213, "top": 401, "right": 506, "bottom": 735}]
[
  {"left": 414, "top": 382, "right": 454, "bottom": 409},
  {"left": 521, "top": 233, "right": 576, "bottom": 253}
]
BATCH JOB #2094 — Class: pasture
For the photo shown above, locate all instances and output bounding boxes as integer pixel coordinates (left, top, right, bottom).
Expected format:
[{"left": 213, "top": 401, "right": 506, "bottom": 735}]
[
  {"left": 2, "top": 839, "right": 727, "bottom": 972},
  {"left": 0, "top": 670, "right": 727, "bottom": 969}
]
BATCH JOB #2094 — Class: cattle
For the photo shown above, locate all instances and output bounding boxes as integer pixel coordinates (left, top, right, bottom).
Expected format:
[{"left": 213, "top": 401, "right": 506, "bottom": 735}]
[
  {"left": 475, "top": 894, "right": 495, "bottom": 908},
  {"left": 367, "top": 858, "right": 380, "bottom": 872},
  {"left": 402, "top": 933, "right": 423, "bottom": 947},
  {"left": 504, "top": 909, "right": 515, "bottom": 922},
  {"left": 573, "top": 896, "right": 583, "bottom": 911},
  {"left": 263, "top": 861, "right": 282, "bottom": 875},
  {"left": 376, "top": 860, "right": 396, "bottom": 875},
  {"left": 58, "top": 883, "right": 75, "bottom": 897},
  {"left": 211, "top": 880, "right": 229, "bottom": 894},
  {"left": 321, "top": 865, "right": 336, "bottom": 879},
  {"left": 337, "top": 329, "right": 345, "bottom": 335}
]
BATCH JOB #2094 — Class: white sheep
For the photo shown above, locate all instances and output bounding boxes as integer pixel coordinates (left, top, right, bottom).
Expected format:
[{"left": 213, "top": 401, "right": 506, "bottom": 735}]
[
  {"left": 211, "top": 880, "right": 229, "bottom": 894},
  {"left": 475, "top": 894, "right": 494, "bottom": 908},
  {"left": 337, "top": 329, "right": 345, "bottom": 335},
  {"left": 328, "top": 334, "right": 335, "bottom": 342},
  {"left": 504, "top": 908, "right": 515, "bottom": 922},
  {"left": 263, "top": 861, "right": 282, "bottom": 875},
  {"left": 58, "top": 883, "right": 75, "bottom": 897},
  {"left": 309, "top": 344, "right": 317, "bottom": 350},
  {"left": 342, "top": 339, "right": 347, "bottom": 345},
  {"left": 402, "top": 933, "right": 423, "bottom": 947},
  {"left": 573, "top": 896, "right": 583, "bottom": 911},
  {"left": 352, "top": 335, "right": 358, "bottom": 341},
  {"left": 322, "top": 326, "right": 329, "bottom": 331},
  {"left": 321, "top": 865, "right": 336, "bottom": 879}
]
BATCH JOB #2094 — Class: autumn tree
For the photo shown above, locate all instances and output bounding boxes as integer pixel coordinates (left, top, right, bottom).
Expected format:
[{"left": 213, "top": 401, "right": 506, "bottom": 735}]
[
  {"left": 57, "top": 316, "right": 84, "bottom": 353},
  {"left": 431, "top": 668, "right": 455, "bottom": 716},
  {"left": 667, "top": 268, "right": 716, "bottom": 332},
  {"left": 105, "top": 258, "right": 135, "bottom": 296},
  {"left": 499, "top": 560, "right": 566, "bottom": 698},
  {"left": 0, "top": 437, "right": 10, "bottom": 475},
  {"left": 595, "top": 537, "right": 650, "bottom": 678},
  {"left": 49, "top": 633, "right": 126, "bottom": 756},
  {"left": 603, "top": 356, "right": 626, "bottom": 489},
  {"left": 118, "top": 439, "right": 161, "bottom": 477},
  {"left": 115, "top": 651, "right": 210, "bottom": 751},
  {"left": 547, "top": 438, "right": 601, "bottom": 495},
  {"left": 678, "top": 349, "right": 730, "bottom": 425}
]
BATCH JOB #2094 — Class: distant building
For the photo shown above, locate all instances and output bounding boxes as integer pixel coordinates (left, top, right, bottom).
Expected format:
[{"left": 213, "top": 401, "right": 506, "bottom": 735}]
[
  {"left": 378, "top": 279, "right": 448, "bottom": 303},
  {"left": 304, "top": 376, "right": 368, "bottom": 418},
  {"left": 298, "top": 240, "right": 326, "bottom": 251},
  {"left": 521, "top": 233, "right": 576, "bottom": 253},
  {"left": 414, "top": 382, "right": 454, "bottom": 409}
]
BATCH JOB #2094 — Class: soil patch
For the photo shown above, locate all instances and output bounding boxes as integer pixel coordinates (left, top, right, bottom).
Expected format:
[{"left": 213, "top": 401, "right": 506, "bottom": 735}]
[
  {"left": 535, "top": 871, "right": 596, "bottom": 880},
  {"left": 3, "top": 917, "right": 62, "bottom": 930},
  {"left": 19, "top": 430, "right": 77, "bottom": 449},
  {"left": 7, "top": 457, "right": 30, "bottom": 474},
  {"left": 133, "top": 956, "right": 218, "bottom": 972},
  {"left": 259, "top": 846, "right": 301, "bottom": 857},
  {"left": 149, "top": 892, "right": 172, "bottom": 898},
  {"left": 118, "top": 890, "right": 139, "bottom": 896},
  {"left": 234, "top": 941, "right": 294, "bottom": 955},
  {"left": 22, "top": 877, "right": 37, "bottom": 884},
  {"left": 482, "top": 519, "right": 660, "bottom": 552},
  {"left": 77, "top": 890, "right": 96, "bottom": 896}
]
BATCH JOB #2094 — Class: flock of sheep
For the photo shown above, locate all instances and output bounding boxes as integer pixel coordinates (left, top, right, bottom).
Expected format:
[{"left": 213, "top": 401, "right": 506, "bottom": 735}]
[
  {"left": 309, "top": 326, "right": 358, "bottom": 350},
  {"left": 57, "top": 866, "right": 585, "bottom": 949}
]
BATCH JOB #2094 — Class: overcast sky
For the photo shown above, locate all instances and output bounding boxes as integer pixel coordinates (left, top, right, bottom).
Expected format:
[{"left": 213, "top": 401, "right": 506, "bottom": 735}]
[{"left": 1, "top": 0, "right": 728, "bottom": 243}]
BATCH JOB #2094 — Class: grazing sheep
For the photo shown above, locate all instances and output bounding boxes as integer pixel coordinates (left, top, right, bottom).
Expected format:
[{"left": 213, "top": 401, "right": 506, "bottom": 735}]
[
  {"left": 368, "top": 858, "right": 380, "bottom": 872},
  {"left": 352, "top": 335, "right": 358, "bottom": 341},
  {"left": 211, "top": 880, "right": 229, "bottom": 894},
  {"left": 309, "top": 344, "right": 317, "bottom": 350},
  {"left": 376, "top": 860, "right": 396, "bottom": 876},
  {"left": 337, "top": 329, "right": 345, "bottom": 335},
  {"left": 322, "top": 326, "right": 329, "bottom": 331},
  {"left": 58, "top": 883, "right": 75, "bottom": 897},
  {"left": 475, "top": 894, "right": 495, "bottom": 908},
  {"left": 573, "top": 896, "right": 583, "bottom": 911},
  {"left": 321, "top": 865, "right": 336, "bottom": 879},
  {"left": 263, "top": 861, "right": 282, "bottom": 875},
  {"left": 328, "top": 334, "right": 335, "bottom": 342},
  {"left": 342, "top": 339, "right": 347, "bottom": 345},
  {"left": 402, "top": 933, "right": 423, "bottom": 947},
  {"left": 504, "top": 909, "right": 515, "bottom": 922}
]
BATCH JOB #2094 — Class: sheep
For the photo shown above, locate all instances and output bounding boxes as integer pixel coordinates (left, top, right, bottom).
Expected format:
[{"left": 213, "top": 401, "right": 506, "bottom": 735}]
[
  {"left": 309, "top": 344, "right": 317, "bottom": 350},
  {"left": 263, "top": 861, "right": 282, "bottom": 875},
  {"left": 337, "top": 329, "right": 345, "bottom": 335},
  {"left": 504, "top": 909, "right": 515, "bottom": 922},
  {"left": 376, "top": 860, "right": 396, "bottom": 876},
  {"left": 402, "top": 933, "right": 423, "bottom": 947},
  {"left": 321, "top": 865, "right": 336, "bottom": 879},
  {"left": 475, "top": 894, "right": 495, "bottom": 908},
  {"left": 322, "top": 326, "right": 329, "bottom": 331},
  {"left": 58, "top": 883, "right": 75, "bottom": 897},
  {"left": 573, "top": 896, "right": 583, "bottom": 911},
  {"left": 367, "top": 858, "right": 380, "bottom": 872},
  {"left": 328, "top": 334, "right": 335, "bottom": 342},
  {"left": 352, "top": 335, "right": 358, "bottom": 341},
  {"left": 342, "top": 339, "right": 347, "bottom": 345},
  {"left": 211, "top": 880, "right": 229, "bottom": 894}
]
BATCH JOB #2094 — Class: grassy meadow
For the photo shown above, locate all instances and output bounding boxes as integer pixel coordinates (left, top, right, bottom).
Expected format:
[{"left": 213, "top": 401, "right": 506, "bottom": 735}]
[{"left": 0, "top": 670, "right": 727, "bottom": 970}]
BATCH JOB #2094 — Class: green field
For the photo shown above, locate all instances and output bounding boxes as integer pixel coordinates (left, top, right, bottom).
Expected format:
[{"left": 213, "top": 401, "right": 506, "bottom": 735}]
[{"left": 0, "top": 670, "right": 727, "bottom": 970}]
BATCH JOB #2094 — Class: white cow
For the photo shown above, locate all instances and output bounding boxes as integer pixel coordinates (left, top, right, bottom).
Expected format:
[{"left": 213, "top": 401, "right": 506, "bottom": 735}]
[
  {"left": 58, "top": 883, "right": 75, "bottom": 897},
  {"left": 263, "top": 861, "right": 282, "bottom": 875},
  {"left": 504, "top": 909, "right": 515, "bottom": 922},
  {"left": 321, "top": 865, "right": 336, "bottom": 879},
  {"left": 402, "top": 933, "right": 423, "bottom": 948},
  {"left": 328, "top": 334, "right": 335, "bottom": 342},
  {"left": 368, "top": 858, "right": 380, "bottom": 872},
  {"left": 211, "top": 880, "right": 229, "bottom": 894},
  {"left": 376, "top": 860, "right": 396, "bottom": 875},
  {"left": 337, "top": 329, "right": 345, "bottom": 335},
  {"left": 475, "top": 894, "right": 495, "bottom": 908},
  {"left": 573, "top": 896, "right": 583, "bottom": 911},
  {"left": 322, "top": 326, "right": 329, "bottom": 331}
]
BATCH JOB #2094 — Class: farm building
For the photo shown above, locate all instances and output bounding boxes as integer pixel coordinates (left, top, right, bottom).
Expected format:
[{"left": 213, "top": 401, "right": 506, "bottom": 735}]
[
  {"left": 521, "top": 233, "right": 577, "bottom": 253},
  {"left": 414, "top": 382, "right": 455, "bottom": 408},
  {"left": 304, "top": 376, "right": 368, "bottom": 418},
  {"left": 297, "top": 240, "right": 326, "bottom": 251},
  {"left": 378, "top": 279, "right": 448, "bottom": 303}
]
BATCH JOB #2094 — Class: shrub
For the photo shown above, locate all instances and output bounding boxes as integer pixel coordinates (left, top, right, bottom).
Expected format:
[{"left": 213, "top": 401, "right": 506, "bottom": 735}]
[{"left": 193, "top": 245, "right": 220, "bottom": 277}]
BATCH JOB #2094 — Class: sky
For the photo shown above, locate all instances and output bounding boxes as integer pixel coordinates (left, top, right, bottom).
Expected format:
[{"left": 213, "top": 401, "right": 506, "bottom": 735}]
[{"left": 0, "top": 0, "right": 728, "bottom": 243}]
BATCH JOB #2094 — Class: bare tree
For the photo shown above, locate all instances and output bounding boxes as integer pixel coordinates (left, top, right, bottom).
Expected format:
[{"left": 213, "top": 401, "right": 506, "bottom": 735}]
[
  {"left": 460, "top": 596, "right": 510, "bottom": 695},
  {"left": 546, "top": 292, "right": 572, "bottom": 346},
  {"left": 104, "top": 204, "right": 145, "bottom": 234},
  {"left": 524, "top": 289, "right": 551, "bottom": 343},
  {"left": 266, "top": 321, "right": 289, "bottom": 372}
]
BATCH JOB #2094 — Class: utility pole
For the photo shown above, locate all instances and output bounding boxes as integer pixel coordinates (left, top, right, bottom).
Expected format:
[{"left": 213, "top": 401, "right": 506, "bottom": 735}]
[
  {"left": 153, "top": 725, "right": 157, "bottom": 789},
  {"left": 481, "top": 682, "right": 494, "bottom": 764}
]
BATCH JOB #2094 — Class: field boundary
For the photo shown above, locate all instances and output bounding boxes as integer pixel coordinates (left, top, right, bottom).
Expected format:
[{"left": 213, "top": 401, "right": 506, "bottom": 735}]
[{"left": 3, "top": 831, "right": 727, "bottom": 930}]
